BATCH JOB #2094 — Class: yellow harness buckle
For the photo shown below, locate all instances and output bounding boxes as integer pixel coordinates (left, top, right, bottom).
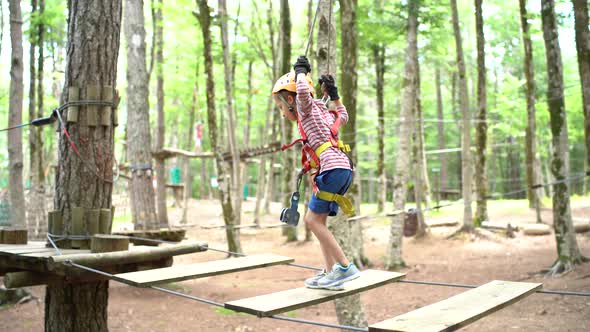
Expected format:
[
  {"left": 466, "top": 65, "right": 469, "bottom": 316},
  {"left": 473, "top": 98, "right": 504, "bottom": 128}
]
[{"left": 315, "top": 190, "right": 356, "bottom": 217}]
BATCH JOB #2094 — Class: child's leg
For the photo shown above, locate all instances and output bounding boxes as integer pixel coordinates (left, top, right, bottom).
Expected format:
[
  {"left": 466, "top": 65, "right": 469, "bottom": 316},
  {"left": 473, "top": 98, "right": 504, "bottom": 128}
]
[{"left": 304, "top": 209, "right": 350, "bottom": 269}]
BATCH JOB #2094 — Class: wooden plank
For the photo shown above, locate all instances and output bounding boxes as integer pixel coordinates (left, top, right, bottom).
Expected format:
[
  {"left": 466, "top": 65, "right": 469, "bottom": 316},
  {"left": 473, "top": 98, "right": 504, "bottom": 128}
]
[
  {"left": 225, "top": 269, "right": 405, "bottom": 317},
  {"left": 1, "top": 248, "right": 58, "bottom": 255},
  {"left": 369, "top": 280, "right": 542, "bottom": 332},
  {"left": 114, "top": 253, "right": 294, "bottom": 287},
  {"left": 0, "top": 242, "right": 46, "bottom": 251}
]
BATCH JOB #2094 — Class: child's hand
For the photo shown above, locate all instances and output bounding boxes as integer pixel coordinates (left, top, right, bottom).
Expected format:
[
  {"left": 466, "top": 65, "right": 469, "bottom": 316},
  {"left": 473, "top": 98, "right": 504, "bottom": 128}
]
[
  {"left": 319, "top": 74, "right": 339, "bottom": 101},
  {"left": 293, "top": 56, "right": 311, "bottom": 76}
]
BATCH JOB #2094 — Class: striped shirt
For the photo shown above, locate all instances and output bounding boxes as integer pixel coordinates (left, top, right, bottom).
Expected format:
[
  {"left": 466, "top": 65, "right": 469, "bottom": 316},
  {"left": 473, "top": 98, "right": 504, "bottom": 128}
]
[{"left": 295, "top": 73, "right": 352, "bottom": 172}]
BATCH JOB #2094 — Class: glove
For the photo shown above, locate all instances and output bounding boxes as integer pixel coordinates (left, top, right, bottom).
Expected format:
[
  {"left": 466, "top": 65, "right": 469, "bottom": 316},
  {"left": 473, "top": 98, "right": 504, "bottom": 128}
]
[
  {"left": 293, "top": 56, "right": 311, "bottom": 76},
  {"left": 319, "top": 74, "right": 339, "bottom": 101}
]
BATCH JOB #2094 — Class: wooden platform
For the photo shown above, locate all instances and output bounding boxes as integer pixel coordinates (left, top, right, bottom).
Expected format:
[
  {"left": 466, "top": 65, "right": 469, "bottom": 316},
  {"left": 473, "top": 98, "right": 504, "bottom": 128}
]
[
  {"left": 369, "top": 280, "right": 542, "bottom": 332},
  {"left": 0, "top": 241, "right": 207, "bottom": 275},
  {"left": 113, "top": 253, "right": 294, "bottom": 287},
  {"left": 225, "top": 269, "right": 405, "bottom": 317}
]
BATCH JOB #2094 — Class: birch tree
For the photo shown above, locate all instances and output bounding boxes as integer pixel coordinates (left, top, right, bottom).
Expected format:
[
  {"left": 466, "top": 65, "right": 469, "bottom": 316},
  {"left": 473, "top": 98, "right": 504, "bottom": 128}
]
[
  {"left": 474, "top": 0, "right": 488, "bottom": 225},
  {"left": 125, "top": 0, "right": 158, "bottom": 230},
  {"left": 540, "top": 0, "right": 586, "bottom": 275},
  {"left": 8, "top": 0, "right": 26, "bottom": 229},
  {"left": 519, "top": 0, "right": 543, "bottom": 223},
  {"left": 450, "top": 0, "right": 473, "bottom": 230},
  {"left": 195, "top": 0, "right": 242, "bottom": 254},
  {"left": 385, "top": 0, "right": 419, "bottom": 270}
]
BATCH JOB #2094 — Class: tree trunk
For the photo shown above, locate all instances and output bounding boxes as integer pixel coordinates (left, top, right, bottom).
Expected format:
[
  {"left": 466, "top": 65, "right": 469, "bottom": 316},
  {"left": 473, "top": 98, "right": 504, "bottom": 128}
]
[
  {"left": 415, "top": 57, "right": 432, "bottom": 210},
  {"left": 572, "top": 0, "right": 590, "bottom": 171},
  {"left": 241, "top": 60, "right": 253, "bottom": 203},
  {"left": 182, "top": 67, "right": 199, "bottom": 224},
  {"left": 519, "top": 0, "right": 542, "bottom": 223},
  {"left": 263, "top": 0, "right": 278, "bottom": 215},
  {"left": 45, "top": 0, "right": 121, "bottom": 330},
  {"left": 277, "top": 0, "right": 297, "bottom": 242},
  {"left": 474, "top": 0, "right": 488, "bottom": 225},
  {"left": 435, "top": 68, "right": 448, "bottom": 191},
  {"left": 374, "top": 45, "right": 387, "bottom": 213},
  {"left": 195, "top": 0, "right": 242, "bottom": 254},
  {"left": 450, "top": 0, "right": 473, "bottom": 230},
  {"left": 540, "top": 0, "right": 586, "bottom": 274},
  {"left": 219, "top": 0, "right": 242, "bottom": 228},
  {"left": 125, "top": 0, "right": 158, "bottom": 231},
  {"left": 414, "top": 58, "right": 428, "bottom": 237},
  {"left": 28, "top": 0, "right": 46, "bottom": 240},
  {"left": 386, "top": 0, "right": 419, "bottom": 270},
  {"left": 8, "top": 0, "right": 26, "bottom": 229},
  {"left": 154, "top": 0, "right": 168, "bottom": 228}
]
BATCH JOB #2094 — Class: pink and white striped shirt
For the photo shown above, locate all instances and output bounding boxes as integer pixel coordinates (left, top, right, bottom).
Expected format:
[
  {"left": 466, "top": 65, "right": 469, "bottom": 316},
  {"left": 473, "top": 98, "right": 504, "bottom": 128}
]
[{"left": 295, "top": 73, "right": 352, "bottom": 172}]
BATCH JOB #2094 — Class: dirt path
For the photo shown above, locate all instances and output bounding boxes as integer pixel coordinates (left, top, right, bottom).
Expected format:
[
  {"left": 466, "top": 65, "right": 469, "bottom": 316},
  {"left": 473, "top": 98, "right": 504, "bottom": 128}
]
[{"left": 2, "top": 199, "right": 589, "bottom": 331}]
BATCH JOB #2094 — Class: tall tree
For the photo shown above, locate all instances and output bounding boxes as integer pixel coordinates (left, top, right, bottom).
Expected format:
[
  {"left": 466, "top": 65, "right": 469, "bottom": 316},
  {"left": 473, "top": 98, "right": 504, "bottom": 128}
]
[
  {"left": 45, "top": 0, "right": 121, "bottom": 329},
  {"left": 519, "top": 0, "right": 542, "bottom": 223},
  {"left": 572, "top": 0, "right": 590, "bottom": 170},
  {"left": 219, "top": 0, "right": 242, "bottom": 228},
  {"left": 182, "top": 65, "right": 200, "bottom": 224},
  {"left": 435, "top": 68, "right": 448, "bottom": 191},
  {"left": 386, "top": 0, "right": 420, "bottom": 270},
  {"left": 413, "top": 58, "right": 429, "bottom": 237},
  {"left": 374, "top": 44, "right": 387, "bottom": 213},
  {"left": 125, "top": 0, "right": 158, "bottom": 230},
  {"left": 28, "top": 0, "right": 47, "bottom": 239},
  {"left": 474, "top": 0, "right": 488, "bottom": 225},
  {"left": 8, "top": 0, "right": 26, "bottom": 229},
  {"left": 278, "top": 0, "right": 297, "bottom": 242},
  {"left": 540, "top": 0, "right": 586, "bottom": 274},
  {"left": 195, "top": 0, "right": 242, "bottom": 254},
  {"left": 450, "top": 0, "right": 473, "bottom": 230},
  {"left": 154, "top": 0, "right": 168, "bottom": 227}
]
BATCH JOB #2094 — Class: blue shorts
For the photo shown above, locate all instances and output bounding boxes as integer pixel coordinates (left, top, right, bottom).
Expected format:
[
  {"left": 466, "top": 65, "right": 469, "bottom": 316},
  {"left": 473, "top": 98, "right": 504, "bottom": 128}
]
[{"left": 309, "top": 168, "right": 353, "bottom": 216}]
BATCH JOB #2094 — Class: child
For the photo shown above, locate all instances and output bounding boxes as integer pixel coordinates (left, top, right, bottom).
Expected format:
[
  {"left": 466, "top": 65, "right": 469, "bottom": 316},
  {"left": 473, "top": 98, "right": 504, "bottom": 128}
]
[{"left": 272, "top": 56, "right": 360, "bottom": 290}]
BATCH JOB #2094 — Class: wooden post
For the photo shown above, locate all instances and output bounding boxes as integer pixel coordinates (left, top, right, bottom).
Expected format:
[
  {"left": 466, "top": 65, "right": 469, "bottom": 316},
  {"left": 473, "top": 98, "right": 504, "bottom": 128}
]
[
  {"left": 67, "top": 86, "right": 79, "bottom": 123},
  {"left": 101, "top": 86, "right": 113, "bottom": 126},
  {"left": 48, "top": 211, "right": 62, "bottom": 235},
  {"left": 91, "top": 234, "right": 129, "bottom": 253},
  {"left": 86, "top": 85, "right": 100, "bottom": 126},
  {"left": 1, "top": 228, "right": 28, "bottom": 244},
  {"left": 71, "top": 207, "right": 86, "bottom": 249},
  {"left": 99, "top": 209, "right": 112, "bottom": 234},
  {"left": 86, "top": 209, "right": 100, "bottom": 236}
]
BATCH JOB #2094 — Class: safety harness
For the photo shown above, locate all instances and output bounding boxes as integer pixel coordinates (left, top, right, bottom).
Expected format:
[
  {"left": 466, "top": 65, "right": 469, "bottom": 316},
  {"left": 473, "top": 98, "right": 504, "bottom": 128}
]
[{"left": 281, "top": 109, "right": 356, "bottom": 217}]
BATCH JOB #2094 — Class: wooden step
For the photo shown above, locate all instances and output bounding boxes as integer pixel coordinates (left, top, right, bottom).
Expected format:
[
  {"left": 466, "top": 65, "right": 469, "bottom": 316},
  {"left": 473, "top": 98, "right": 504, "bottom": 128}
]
[
  {"left": 369, "top": 280, "right": 542, "bottom": 332},
  {"left": 225, "top": 269, "right": 405, "bottom": 317},
  {"left": 113, "top": 253, "right": 294, "bottom": 287}
]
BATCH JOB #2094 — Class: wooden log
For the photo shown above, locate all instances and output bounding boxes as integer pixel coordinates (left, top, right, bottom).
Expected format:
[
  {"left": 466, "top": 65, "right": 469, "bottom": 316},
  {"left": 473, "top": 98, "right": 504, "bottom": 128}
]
[
  {"left": 101, "top": 85, "right": 113, "bottom": 126},
  {"left": 91, "top": 234, "right": 129, "bottom": 253},
  {"left": 427, "top": 219, "right": 460, "bottom": 228},
  {"left": 2, "top": 228, "right": 28, "bottom": 244},
  {"left": 67, "top": 86, "right": 79, "bottom": 123},
  {"left": 4, "top": 271, "right": 64, "bottom": 289},
  {"left": 48, "top": 241, "right": 208, "bottom": 271},
  {"left": 86, "top": 85, "right": 100, "bottom": 126},
  {"left": 98, "top": 209, "right": 111, "bottom": 234},
  {"left": 522, "top": 223, "right": 551, "bottom": 236},
  {"left": 574, "top": 221, "right": 590, "bottom": 233},
  {"left": 87, "top": 209, "right": 100, "bottom": 236},
  {"left": 0, "top": 267, "right": 21, "bottom": 277},
  {"left": 71, "top": 207, "right": 86, "bottom": 249},
  {"left": 48, "top": 211, "right": 63, "bottom": 235}
]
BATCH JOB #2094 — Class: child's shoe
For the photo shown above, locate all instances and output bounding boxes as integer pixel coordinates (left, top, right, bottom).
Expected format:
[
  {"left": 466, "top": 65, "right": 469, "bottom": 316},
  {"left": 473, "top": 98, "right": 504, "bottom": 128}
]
[
  {"left": 317, "top": 263, "right": 360, "bottom": 289},
  {"left": 304, "top": 269, "right": 327, "bottom": 289}
]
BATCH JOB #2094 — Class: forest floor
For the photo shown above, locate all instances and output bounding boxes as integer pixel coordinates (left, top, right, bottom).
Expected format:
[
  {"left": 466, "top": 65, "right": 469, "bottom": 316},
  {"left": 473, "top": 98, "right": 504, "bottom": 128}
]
[{"left": 1, "top": 196, "right": 590, "bottom": 332}]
